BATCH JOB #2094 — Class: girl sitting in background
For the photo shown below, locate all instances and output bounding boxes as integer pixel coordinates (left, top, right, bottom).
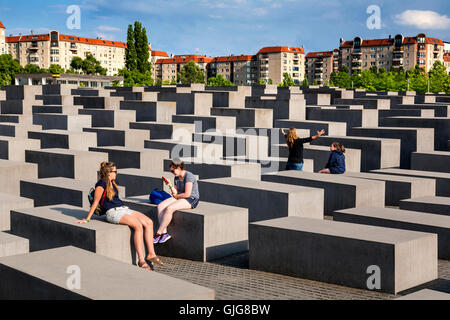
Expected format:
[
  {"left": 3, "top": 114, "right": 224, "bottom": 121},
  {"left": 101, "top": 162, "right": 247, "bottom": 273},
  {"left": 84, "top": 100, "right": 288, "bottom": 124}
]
[{"left": 319, "top": 142, "right": 346, "bottom": 174}]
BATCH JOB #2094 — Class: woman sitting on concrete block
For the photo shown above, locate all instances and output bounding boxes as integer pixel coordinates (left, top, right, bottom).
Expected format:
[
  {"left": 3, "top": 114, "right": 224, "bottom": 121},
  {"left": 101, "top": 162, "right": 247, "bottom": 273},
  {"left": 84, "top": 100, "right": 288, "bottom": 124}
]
[
  {"left": 281, "top": 127, "right": 325, "bottom": 171},
  {"left": 155, "top": 158, "right": 200, "bottom": 244},
  {"left": 319, "top": 142, "right": 346, "bottom": 174},
  {"left": 76, "top": 161, "right": 163, "bottom": 271}
]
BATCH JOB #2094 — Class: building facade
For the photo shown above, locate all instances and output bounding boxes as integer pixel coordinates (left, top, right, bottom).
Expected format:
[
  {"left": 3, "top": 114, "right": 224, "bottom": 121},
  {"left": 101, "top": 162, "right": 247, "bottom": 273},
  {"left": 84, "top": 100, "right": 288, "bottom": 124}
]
[
  {"left": 339, "top": 34, "right": 445, "bottom": 75},
  {"left": 155, "top": 55, "right": 214, "bottom": 83},
  {"left": 209, "top": 55, "right": 257, "bottom": 85},
  {"left": 256, "top": 46, "right": 305, "bottom": 84},
  {"left": 305, "top": 50, "right": 339, "bottom": 85},
  {"left": 444, "top": 53, "right": 450, "bottom": 74},
  {"left": 0, "top": 21, "right": 5, "bottom": 55}
]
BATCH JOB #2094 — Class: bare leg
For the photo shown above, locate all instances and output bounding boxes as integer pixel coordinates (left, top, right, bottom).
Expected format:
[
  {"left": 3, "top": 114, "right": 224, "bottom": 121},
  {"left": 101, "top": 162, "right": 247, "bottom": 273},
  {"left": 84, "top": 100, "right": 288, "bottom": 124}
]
[
  {"left": 157, "top": 198, "right": 177, "bottom": 226},
  {"left": 118, "top": 214, "right": 147, "bottom": 266},
  {"left": 157, "top": 199, "right": 192, "bottom": 235},
  {"left": 130, "top": 211, "right": 159, "bottom": 260}
]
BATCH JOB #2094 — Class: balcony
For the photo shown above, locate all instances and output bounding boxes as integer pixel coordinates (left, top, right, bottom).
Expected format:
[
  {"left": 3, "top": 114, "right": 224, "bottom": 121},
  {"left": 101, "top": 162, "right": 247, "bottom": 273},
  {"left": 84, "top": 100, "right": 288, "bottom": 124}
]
[
  {"left": 393, "top": 46, "right": 404, "bottom": 53},
  {"left": 434, "top": 46, "right": 440, "bottom": 52}
]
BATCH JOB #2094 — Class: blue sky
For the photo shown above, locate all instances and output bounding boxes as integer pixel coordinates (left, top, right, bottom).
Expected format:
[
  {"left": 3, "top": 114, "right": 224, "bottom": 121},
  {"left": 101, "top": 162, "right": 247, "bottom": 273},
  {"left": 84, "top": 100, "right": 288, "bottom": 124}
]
[{"left": 1, "top": 0, "right": 449, "bottom": 56}]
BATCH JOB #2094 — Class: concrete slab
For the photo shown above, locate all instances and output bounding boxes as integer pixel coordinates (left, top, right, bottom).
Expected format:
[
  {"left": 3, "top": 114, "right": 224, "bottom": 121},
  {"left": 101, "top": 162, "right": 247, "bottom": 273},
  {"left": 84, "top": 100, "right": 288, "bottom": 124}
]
[
  {"left": 262, "top": 171, "right": 384, "bottom": 214},
  {"left": 411, "top": 151, "right": 450, "bottom": 173},
  {"left": 83, "top": 127, "right": 149, "bottom": 148},
  {"left": 334, "top": 206, "right": 450, "bottom": 259},
  {"left": 396, "top": 289, "right": 450, "bottom": 300},
  {"left": 0, "top": 136, "right": 40, "bottom": 161},
  {"left": 28, "top": 130, "right": 97, "bottom": 150},
  {"left": 0, "top": 193, "right": 34, "bottom": 231},
  {"left": 0, "top": 160, "right": 38, "bottom": 196},
  {"left": 399, "top": 196, "right": 450, "bottom": 216},
  {"left": 123, "top": 195, "right": 248, "bottom": 262},
  {"left": 249, "top": 216, "right": 437, "bottom": 294},
  {"left": 371, "top": 168, "right": 450, "bottom": 197},
  {"left": 0, "top": 232, "right": 29, "bottom": 258},
  {"left": 211, "top": 107, "right": 273, "bottom": 128},
  {"left": 0, "top": 246, "right": 214, "bottom": 300},
  {"left": 198, "top": 177, "right": 324, "bottom": 222},
  {"left": 343, "top": 172, "right": 436, "bottom": 206},
  {"left": 33, "top": 114, "right": 91, "bottom": 132},
  {"left": 25, "top": 149, "right": 107, "bottom": 181}
]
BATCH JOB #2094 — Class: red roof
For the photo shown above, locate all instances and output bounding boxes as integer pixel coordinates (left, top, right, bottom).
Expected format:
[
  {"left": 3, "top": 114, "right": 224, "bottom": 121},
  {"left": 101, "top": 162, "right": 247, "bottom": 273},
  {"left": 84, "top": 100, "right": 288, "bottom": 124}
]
[
  {"left": 6, "top": 34, "right": 50, "bottom": 42},
  {"left": 341, "top": 36, "right": 444, "bottom": 48},
  {"left": 152, "top": 50, "right": 169, "bottom": 57},
  {"left": 306, "top": 51, "right": 333, "bottom": 58},
  {"left": 59, "top": 34, "right": 127, "bottom": 48},
  {"left": 0, "top": 21, "right": 5, "bottom": 29},
  {"left": 156, "top": 56, "right": 214, "bottom": 64},
  {"left": 257, "top": 46, "right": 305, "bottom": 55},
  {"left": 213, "top": 55, "right": 254, "bottom": 62}
]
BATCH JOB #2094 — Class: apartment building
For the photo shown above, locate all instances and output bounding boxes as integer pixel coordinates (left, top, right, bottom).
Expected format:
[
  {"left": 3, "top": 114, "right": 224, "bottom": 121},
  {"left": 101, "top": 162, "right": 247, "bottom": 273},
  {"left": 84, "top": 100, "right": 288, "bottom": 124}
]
[
  {"left": 155, "top": 55, "right": 214, "bottom": 82},
  {"left": 209, "top": 55, "right": 257, "bottom": 85},
  {"left": 0, "top": 21, "right": 5, "bottom": 55},
  {"left": 256, "top": 46, "right": 305, "bottom": 84},
  {"left": 340, "top": 34, "right": 445, "bottom": 74},
  {"left": 151, "top": 50, "right": 169, "bottom": 80},
  {"left": 305, "top": 50, "right": 339, "bottom": 85},
  {"left": 444, "top": 53, "right": 450, "bottom": 74}
]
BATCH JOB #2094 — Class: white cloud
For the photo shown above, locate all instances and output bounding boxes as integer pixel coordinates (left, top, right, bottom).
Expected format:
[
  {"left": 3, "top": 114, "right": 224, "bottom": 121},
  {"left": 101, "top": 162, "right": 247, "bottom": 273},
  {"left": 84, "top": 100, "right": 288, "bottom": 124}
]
[
  {"left": 98, "top": 25, "right": 121, "bottom": 32},
  {"left": 253, "top": 8, "right": 268, "bottom": 16},
  {"left": 395, "top": 10, "right": 450, "bottom": 30}
]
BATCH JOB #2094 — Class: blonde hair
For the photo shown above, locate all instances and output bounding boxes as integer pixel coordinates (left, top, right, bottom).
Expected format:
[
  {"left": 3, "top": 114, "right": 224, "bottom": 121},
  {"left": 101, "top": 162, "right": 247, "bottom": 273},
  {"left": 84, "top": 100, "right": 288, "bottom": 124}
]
[
  {"left": 99, "top": 162, "right": 119, "bottom": 201},
  {"left": 286, "top": 128, "right": 299, "bottom": 149}
]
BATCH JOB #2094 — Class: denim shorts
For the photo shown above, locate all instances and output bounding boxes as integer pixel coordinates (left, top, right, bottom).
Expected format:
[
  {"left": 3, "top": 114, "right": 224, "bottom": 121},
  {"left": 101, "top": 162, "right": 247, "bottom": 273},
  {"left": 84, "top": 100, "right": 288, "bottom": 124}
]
[
  {"left": 185, "top": 197, "right": 200, "bottom": 209},
  {"left": 106, "top": 206, "right": 133, "bottom": 224},
  {"left": 285, "top": 162, "right": 303, "bottom": 171}
]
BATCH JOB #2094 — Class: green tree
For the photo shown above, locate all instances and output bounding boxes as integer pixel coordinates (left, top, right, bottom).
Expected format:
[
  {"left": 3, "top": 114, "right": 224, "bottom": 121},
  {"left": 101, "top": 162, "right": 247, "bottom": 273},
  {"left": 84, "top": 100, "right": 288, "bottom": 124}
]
[
  {"left": 118, "top": 68, "right": 153, "bottom": 86},
  {"left": 70, "top": 57, "right": 84, "bottom": 72},
  {"left": 0, "top": 54, "right": 23, "bottom": 85},
  {"left": 278, "top": 72, "right": 296, "bottom": 87},
  {"left": 22, "top": 64, "right": 43, "bottom": 74},
  {"left": 125, "top": 24, "right": 137, "bottom": 71},
  {"left": 155, "top": 78, "right": 163, "bottom": 86},
  {"left": 258, "top": 78, "right": 266, "bottom": 85},
  {"left": 408, "top": 65, "right": 428, "bottom": 93},
  {"left": 302, "top": 78, "right": 309, "bottom": 86},
  {"left": 428, "top": 60, "right": 447, "bottom": 93},
  {"left": 49, "top": 64, "right": 64, "bottom": 74},
  {"left": 207, "top": 74, "right": 235, "bottom": 87},
  {"left": 268, "top": 78, "right": 273, "bottom": 85},
  {"left": 71, "top": 55, "right": 106, "bottom": 75},
  {"left": 178, "top": 61, "right": 205, "bottom": 84}
]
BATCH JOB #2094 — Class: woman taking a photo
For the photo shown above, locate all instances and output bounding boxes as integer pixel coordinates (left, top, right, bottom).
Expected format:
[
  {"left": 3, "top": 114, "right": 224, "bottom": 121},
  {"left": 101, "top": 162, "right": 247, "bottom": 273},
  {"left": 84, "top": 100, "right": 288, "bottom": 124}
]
[
  {"left": 76, "top": 161, "right": 163, "bottom": 271},
  {"left": 281, "top": 127, "right": 326, "bottom": 171}
]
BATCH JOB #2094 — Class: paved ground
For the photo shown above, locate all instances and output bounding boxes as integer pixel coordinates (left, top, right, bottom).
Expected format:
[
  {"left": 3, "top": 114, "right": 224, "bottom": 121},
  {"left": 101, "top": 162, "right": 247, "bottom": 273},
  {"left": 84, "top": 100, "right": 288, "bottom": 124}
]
[
  {"left": 153, "top": 252, "right": 450, "bottom": 300},
  {"left": 153, "top": 213, "right": 450, "bottom": 300}
]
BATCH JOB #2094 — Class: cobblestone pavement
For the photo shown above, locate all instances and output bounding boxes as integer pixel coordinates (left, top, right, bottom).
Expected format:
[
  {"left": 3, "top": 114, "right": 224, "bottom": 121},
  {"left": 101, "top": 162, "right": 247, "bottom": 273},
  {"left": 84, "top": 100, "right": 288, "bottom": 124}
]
[{"left": 153, "top": 253, "right": 450, "bottom": 300}]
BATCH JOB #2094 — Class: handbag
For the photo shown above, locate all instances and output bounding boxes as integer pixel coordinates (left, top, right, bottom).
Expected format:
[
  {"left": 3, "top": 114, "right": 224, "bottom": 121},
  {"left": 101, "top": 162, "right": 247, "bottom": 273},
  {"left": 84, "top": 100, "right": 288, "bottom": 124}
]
[
  {"left": 149, "top": 188, "right": 172, "bottom": 205},
  {"left": 88, "top": 187, "right": 107, "bottom": 216}
]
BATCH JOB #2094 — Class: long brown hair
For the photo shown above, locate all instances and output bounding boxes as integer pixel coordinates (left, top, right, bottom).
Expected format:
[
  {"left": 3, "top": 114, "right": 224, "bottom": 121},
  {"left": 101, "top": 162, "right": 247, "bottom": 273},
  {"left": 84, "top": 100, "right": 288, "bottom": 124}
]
[
  {"left": 99, "top": 162, "right": 119, "bottom": 201},
  {"left": 332, "top": 142, "right": 346, "bottom": 153},
  {"left": 286, "top": 128, "right": 299, "bottom": 149}
]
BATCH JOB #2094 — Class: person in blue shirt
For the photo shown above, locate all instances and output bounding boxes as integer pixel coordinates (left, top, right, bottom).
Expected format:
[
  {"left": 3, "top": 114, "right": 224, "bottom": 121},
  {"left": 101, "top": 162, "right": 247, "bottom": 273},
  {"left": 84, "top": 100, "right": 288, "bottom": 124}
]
[
  {"left": 76, "top": 161, "right": 163, "bottom": 271},
  {"left": 319, "top": 142, "right": 346, "bottom": 174}
]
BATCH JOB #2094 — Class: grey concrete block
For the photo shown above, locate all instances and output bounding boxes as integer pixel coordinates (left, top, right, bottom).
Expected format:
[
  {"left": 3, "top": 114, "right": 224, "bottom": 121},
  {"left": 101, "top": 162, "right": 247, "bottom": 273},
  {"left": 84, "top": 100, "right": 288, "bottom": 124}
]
[
  {"left": 0, "top": 137, "right": 40, "bottom": 161},
  {"left": 249, "top": 216, "right": 437, "bottom": 294},
  {"left": 172, "top": 114, "right": 236, "bottom": 132},
  {"left": 28, "top": 130, "right": 97, "bottom": 150},
  {"left": 144, "top": 139, "right": 222, "bottom": 160},
  {"left": 0, "top": 160, "right": 38, "bottom": 196},
  {"left": 395, "top": 103, "right": 450, "bottom": 117},
  {"left": 245, "top": 97, "right": 305, "bottom": 122},
  {"left": 130, "top": 121, "right": 195, "bottom": 140},
  {"left": 335, "top": 98, "right": 390, "bottom": 109},
  {"left": 275, "top": 119, "right": 347, "bottom": 137},
  {"left": 211, "top": 107, "right": 273, "bottom": 128},
  {"left": 396, "top": 289, "right": 450, "bottom": 300},
  {"left": 0, "top": 246, "right": 215, "bottom": 300},
  {"left": 311, "top": 135, "right": 401, "bottom": 172},
  {"left": 176, "top": 92, "right": 212, "bottom": 116},
  {"left": 88, "top": 146, "right": 169, "bottom": 172},
  {"left": 120, "top": 101, "right": 175, "bottom": 122},
  {"left": 371, "top": 168, "right": 450, "bottom": 197},
  {"left": 262, "top": 171, "right": 384, "bottom": 214},
  {"left": 198, "top": 177, "right": 324, "bottom": 222},
  {"left": 162, "top": 158, "right": 261, "bottom": 180},
  {"left": 0, "top": 193, "right": 34, "bottom": 231},
  {"left": 411, "top": 151, "right": 450, "bottom": 173},
  {"left": 83, "top": 127, "right": 148, "bottom": 148},
  {"left": 349, "top": 127, "right": 434, "bottom": 169},
  {"left": 399, "top": 196, "right": 450, "bottom": 216},
  {"left": 379, "top": 117, "right": 450, "bottom": 151},
  {"left": 0, "top": 232, "right": 29, "bottom": 258},
  {"left": 0, "top": 123, "right": 42, "bottom": 138},
  {"left": 19, "top": 177, "right": 125, "bottom": 208},
  {"left": 123, "top": 195, "right": 248, "bottom": 262},
  {"left": 33, "top": 114, "right": 91, "bottom": 132},
  {"left": 223, "top": 155, "right": 314, "bottom": 174},
  {"left": 25, "top": 149, "right": 107, "bottom": 181},
  {"left": 344, "top": 172, "right": 435, "bottom": 206},
  {"left": 334, "top": 206, "right": 450, "bottom": 259}
]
